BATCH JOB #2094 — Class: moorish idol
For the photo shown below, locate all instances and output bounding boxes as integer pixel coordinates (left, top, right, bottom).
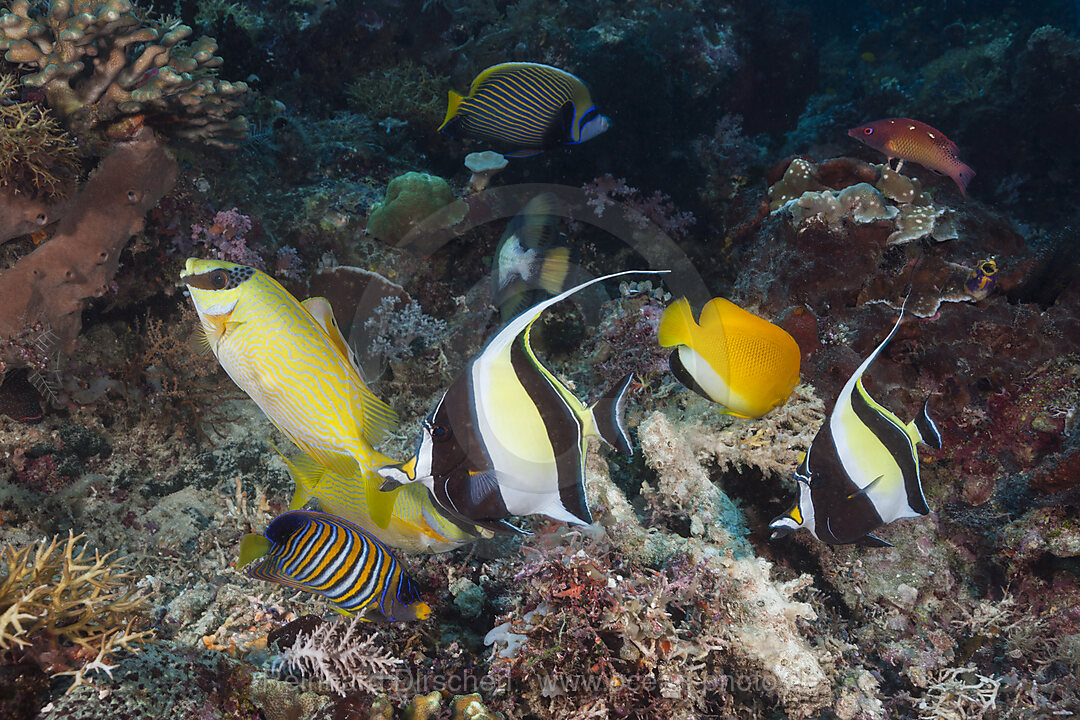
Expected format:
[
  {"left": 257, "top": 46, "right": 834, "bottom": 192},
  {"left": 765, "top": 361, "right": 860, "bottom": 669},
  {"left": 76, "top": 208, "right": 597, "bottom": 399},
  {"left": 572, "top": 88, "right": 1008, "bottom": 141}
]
[
  {"left": 237, "top": 510, "right": 431, "bottom": 621},
  {"left": 281, "top": 448, "right": 476, "bottom": 554},
  {"left": 378, "top": 270, "right": 669, "bottom": 534},
  {"left": 768, "top": 301, "right": 942, "bottom": 546},
  {"left": 181, "top": 259, "right": 401, "bottom": 528},
  {"left": 438, "top": 62, "right": 610, "bottom": 158},
  {"left": 493, "top": 193, "right": 572, "bottom": 321},
  {"left": 657, "top": 297, "right": 801, "bottom": 419}
]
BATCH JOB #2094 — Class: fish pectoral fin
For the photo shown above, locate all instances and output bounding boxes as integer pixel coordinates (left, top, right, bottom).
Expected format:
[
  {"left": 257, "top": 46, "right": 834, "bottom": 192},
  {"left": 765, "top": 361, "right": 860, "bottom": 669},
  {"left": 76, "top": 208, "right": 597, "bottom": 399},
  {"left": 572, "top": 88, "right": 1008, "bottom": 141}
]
[
  {"left": 847, "top": 475, "right": 886, "bottom": 500},
  {"left": 855, "top": 533, "right": 894, "bottom": 548},
  {"left": 236, "top": 534, "right": 271, "bottom": 570},
  {"left": 466, "top": 470, "right": 504, "bottom": 509}
]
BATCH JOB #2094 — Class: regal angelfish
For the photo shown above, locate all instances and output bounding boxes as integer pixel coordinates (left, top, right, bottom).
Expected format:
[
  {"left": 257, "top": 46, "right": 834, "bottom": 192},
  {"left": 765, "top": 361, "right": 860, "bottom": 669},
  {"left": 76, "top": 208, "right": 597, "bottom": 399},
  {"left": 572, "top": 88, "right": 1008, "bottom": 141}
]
[
  {"left": 237, "top": 510, "right": 430, "bottom": 621},
  {"left": 769, "top": 302, "right": 942, "bottom": 546},
  {"left": 378, "top": 270, "right": 668, "bottom": 534}
]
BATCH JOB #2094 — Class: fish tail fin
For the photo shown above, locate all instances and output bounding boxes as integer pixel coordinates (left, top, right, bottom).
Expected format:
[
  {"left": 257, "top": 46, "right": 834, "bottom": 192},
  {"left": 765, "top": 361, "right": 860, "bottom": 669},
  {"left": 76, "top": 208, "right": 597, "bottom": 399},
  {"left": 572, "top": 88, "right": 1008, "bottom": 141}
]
[
  {"left": 536, "top": 247, "right": 572, "bottom": 295},
  {"left": 281, "top": 451, "right": 326, "bottom": 511},
  {"left": 907, "top": 397, "right": 943, "bottom": 449},
  {"left": 588, "top": 373, "right": 634, "bottom": 456},
  {"left": 236, "top": 534, "right": 271, "bottom": 570},
  {"left": 438, "top": 90, "right": 464, "bottom": 133},
  {"left": 657, "top": 297, "right": 697, "bottom": 348},
  {"left": 952, "top": 162, "right": 975, "bottom": 197}
]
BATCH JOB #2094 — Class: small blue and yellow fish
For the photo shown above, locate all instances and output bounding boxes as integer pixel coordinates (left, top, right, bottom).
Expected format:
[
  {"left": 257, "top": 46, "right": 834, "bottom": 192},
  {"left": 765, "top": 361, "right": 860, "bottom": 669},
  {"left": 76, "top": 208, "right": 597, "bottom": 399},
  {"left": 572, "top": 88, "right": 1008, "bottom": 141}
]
[
  {"left": 769, "top": 302, "right": 942, "bottom": 546},
  {"left": 281, "top": 450, "right": 477, "bottom": 554},
  {"left": 493, "top": 193, "right": 572, "bottom": 320},
  {"left": 439, "top": 62, "right": 610, "bottom": 158},
  {"left": 379, "top": 270, "right": 667, "bottom": 534},
  {"left": 180, "top": 259, "right": 400, "bottom": 527},
  {"left": 964, "top": 258, "right": 997, "bottom": 301},
  {"left": 657, "top": 297, "right": 801, "bottom": 419},
  {"left": 237, "top": 510, "right": 431, "bottom": 621}
]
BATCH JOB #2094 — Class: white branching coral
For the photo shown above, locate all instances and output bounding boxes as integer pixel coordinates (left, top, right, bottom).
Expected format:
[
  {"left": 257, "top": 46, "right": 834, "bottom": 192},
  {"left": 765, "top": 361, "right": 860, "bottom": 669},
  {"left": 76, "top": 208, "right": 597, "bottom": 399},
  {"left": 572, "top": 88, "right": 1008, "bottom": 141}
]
[
  {"left": 917, "top": 666, "right": 1000, "bottom": 720},
  {"left": 272, "top": 617, "right": 401, "bottom": 696}
]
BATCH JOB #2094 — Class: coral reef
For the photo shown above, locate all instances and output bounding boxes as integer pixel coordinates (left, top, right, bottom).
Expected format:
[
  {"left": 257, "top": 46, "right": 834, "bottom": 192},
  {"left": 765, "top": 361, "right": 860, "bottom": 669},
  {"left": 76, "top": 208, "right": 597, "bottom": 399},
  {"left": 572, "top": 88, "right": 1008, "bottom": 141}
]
[
  {"left": 366, "top": 171, "right": 464, "bottom": 246},
  {"left": 0, "top": 532, "right": 153, "bottom": 687},
  {"left": 0, "top": 127, "right": 177, "bottom": 369},
  {"left": 0, "top": 0, "right": 248, "bottom": 145},
  {"left": 0, "top": 73, "right": 77, "bottom": 198}
]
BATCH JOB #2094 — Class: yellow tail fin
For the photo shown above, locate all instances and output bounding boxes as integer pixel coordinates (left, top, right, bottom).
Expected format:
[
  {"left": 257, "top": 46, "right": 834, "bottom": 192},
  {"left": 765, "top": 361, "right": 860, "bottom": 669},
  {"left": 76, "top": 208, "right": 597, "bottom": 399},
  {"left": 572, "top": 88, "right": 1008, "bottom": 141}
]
[
  {"left": 236, "top": 533, "right": 271, "bottom": 570},
  {"left": 537, "top": 247, "right": 571, "bottom": 295},
  {"left": 657, "top": 297, "right": 697, "bottom": 348},
  {"left": 438, "top": 90, "right": 464, "bottom": 132}
]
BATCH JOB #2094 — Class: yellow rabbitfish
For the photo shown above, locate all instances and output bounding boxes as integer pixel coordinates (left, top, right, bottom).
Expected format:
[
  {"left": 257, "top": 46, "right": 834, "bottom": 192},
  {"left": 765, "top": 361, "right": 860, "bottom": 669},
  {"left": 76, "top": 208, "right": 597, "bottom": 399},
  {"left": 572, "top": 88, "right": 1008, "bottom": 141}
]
[
  {"left": 282, "top": 450, "right": 475, "bottom": 553},
  {"left": 658, "top": 297, "right": 801, "bottom": 419},
  {"left": 180, "top": 258, "right": 402, "bottom": 529}
]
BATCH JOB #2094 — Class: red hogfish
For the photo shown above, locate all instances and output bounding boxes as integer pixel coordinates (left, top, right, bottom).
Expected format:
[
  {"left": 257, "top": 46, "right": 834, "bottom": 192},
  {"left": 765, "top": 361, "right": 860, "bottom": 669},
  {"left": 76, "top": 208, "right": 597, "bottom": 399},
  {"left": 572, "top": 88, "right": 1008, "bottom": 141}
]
[{"left": 849, "top": 118, "right": 975, "bottom": 197}]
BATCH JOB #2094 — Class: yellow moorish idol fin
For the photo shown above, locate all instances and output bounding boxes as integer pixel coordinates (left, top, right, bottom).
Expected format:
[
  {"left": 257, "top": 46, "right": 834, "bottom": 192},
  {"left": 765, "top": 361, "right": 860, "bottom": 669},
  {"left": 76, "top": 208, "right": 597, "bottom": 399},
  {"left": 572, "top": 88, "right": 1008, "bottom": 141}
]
[
  {"left": 657, "top": 297, "right": 697, "bottom": 348},
  {"left": 439, "top": 90, "right": 464, "bottom": 132},
  {"left": 236, "top": 533, "right": 271, "bottom": 570}
]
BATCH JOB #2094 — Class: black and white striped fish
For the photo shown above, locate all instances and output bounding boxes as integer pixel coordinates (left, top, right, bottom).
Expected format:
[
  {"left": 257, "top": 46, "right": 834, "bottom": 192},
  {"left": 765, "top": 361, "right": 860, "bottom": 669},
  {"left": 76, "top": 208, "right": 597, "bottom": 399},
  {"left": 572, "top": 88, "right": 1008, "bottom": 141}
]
[
  {"left": 237, "top": 510, "right": 430, "bottom": 621},
  {"left": 438, "top": 62, "right": 610, "bottom": 158},
  {"left": 769, "top": 302, "right": 942, "bottom": 547},
  {"left": 378, "top": 270, "right": 667, "bottom": 534}
]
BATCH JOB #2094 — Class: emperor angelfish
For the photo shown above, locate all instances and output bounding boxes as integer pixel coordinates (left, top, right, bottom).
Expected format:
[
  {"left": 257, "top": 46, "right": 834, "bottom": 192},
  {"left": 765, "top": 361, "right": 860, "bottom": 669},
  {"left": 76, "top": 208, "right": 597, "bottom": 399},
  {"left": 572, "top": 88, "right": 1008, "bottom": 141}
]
[
  {"left": 769, "top": 303, "right": 942, "bottom": 547},
  {"left": 439, "top": 62, "right": 611, "bottom": 158},
  {"left": 493, "top": 193, "right": 572, "bottom": 320},
  {"left": 657, "top": 297, "right": 801, "bottom": 419},
  {"left": 237, "top": 510, "right": 430, "bottom": 622},
  {"left": 281, "top": 449, "right": 476, "bottom": 554},
  {"left": 180, "top": 259, "right": 401, "bottom": 529},
  {"left": 378, "top": 270, "right": 668, "bottom": 534}
]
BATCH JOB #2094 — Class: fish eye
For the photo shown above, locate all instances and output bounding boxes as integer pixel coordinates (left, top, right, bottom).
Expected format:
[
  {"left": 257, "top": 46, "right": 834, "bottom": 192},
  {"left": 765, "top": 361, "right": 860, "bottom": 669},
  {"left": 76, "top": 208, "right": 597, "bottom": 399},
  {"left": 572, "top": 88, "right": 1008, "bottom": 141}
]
[
  {"left": 430, "top": 425, "right": 450, "bottom": 441},
  {"left": 863, "top": 127, "right": 874, "bottom": 135},
  {"left": 209, "top": 270, "right": 229, "bottom": 289}
]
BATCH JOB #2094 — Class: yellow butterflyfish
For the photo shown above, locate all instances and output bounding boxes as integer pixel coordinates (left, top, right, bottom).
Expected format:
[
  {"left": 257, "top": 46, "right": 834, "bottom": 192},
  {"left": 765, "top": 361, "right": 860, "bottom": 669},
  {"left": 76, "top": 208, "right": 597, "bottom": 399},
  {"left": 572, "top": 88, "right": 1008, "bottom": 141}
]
[
  {"left": 180, "top": 258, "right": 400, "bottom": 528},
  {"left": 657, "top": 297, "right": 801, "bottom": 419}
]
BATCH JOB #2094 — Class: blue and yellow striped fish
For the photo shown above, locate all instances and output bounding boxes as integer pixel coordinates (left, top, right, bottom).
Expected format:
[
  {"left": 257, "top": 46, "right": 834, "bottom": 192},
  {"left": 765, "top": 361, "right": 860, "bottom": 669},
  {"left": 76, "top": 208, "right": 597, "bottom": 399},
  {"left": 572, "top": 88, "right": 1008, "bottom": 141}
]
[
  {"left": 439, "top": 62, "right": 610, "bottom": 158},
  {"left": 237, "top": 510, "right": 431, "bottom": 621},
  {"left": 282, "top": 450, "right": 477, "bottom": 554},
  {"left": 180, "top": 259, "right": 401, "bottom": 528}
]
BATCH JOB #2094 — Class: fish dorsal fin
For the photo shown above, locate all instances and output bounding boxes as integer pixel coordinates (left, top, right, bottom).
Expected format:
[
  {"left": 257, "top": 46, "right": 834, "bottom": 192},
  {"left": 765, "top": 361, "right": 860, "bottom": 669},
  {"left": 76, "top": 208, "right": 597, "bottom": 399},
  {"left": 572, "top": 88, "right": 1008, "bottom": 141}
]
[
  {"left": 236, "top": 533, "right": 271, "bottom": 570},
  {"left": 486, "top": 269, "right": 670, "bottom": 367},
  {"left": 303, "top": 297, "right": 399, "bottom": 444},
  {"left": 303, "top": 297, "right": 362, "bottom": 372}
]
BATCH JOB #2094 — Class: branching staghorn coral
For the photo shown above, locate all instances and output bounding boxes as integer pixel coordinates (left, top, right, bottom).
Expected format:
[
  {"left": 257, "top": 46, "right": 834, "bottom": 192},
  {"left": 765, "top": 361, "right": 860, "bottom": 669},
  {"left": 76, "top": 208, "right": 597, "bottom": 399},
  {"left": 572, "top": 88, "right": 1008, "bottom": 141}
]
[
  {"left": 0, "top": 0, "right": 248, "bottom": 145},
  {"left": 0, "top": 72, "right": 77, "bottom": 197},
  {"left": 0, "top": 532, "right": 153, "bottom": 687}
]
